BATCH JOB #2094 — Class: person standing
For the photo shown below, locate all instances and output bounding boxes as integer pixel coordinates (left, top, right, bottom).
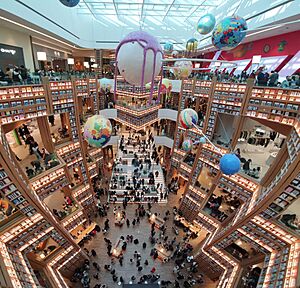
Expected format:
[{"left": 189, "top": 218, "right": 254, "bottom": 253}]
[{"left": 268, "top": 71, "right": 279, "bottom": 87}]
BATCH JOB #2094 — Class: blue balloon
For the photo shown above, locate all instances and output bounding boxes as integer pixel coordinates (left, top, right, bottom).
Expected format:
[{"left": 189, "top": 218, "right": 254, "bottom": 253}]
[
  {"left": 199, "top": 137, "right": 206, "bottom": 144},
  {"left": 197, "top": 13, "right": 216, "bottom": 35},
  {"left": 164, "top": 42, "right": 173, "bottom": 52},
  {"left": 220, "top": 154, "right": 241, "bottom": 175},
  {"left": 59, "top": 0, "right": 80, "bottom": 7},
  {"left": 212, "top": 15, "right": 247, "bottom": 51}
]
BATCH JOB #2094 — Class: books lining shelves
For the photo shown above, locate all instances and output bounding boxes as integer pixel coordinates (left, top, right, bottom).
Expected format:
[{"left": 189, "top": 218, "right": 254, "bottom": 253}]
[
  {"left": 0, "top": 85, "right": 47, "bottom": 124},
  {"left": 262, "top": 174, "right": 300, "bottom": 221},
  {"left": 0, "top": 168, "right": 36, "bottom": 217},
  {"left": 31, "top": 168, "right": 68, "bottom": 200}
]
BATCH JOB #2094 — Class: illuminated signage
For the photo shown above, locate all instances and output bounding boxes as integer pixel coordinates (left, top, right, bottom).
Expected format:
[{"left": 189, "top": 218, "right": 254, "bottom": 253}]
[{"left": 0, "top": 47, "right": 16, "bottom": 55}]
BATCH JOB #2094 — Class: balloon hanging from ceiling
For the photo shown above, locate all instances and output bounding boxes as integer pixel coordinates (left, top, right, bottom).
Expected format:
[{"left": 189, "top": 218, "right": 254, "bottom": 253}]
[
  {"left": 145, "top": 82, "right": 152, "bottom": 90},
  {"left": 160, "top": 78, "right": 172, "bottom": 97},
  {"left": 164, "top": 42, "right": 174, "bottom": 53},
  {"left": 199, "top": 137, "right": 206, "bottom": 144},
  {"left": 219, "top": 153, "right": 241, "bottom": 175},
  {"left": 212, "top": 15, "right": 248, "bottom": 51},
  {"left": 186, "top": 38, "right": 198, "bottom": 52},
  {"left": 197, "top": 13, "right": 216, "bottom": 35},
  {"left": 172, "top": 51, "right": 179, "bottom": 57},
  {"left": 182, "top": 139, "right": 193, "bottom": 152},
  {"left": 116, "top": 31, "right": 163, "bottom": 86},
  {"left": 99, "top": 78, "right": 112, "bottom": 92},
  {"left": 59, "top": 0, "right": 80, "bottom": 7},
  {"left": 173, "top": 60, "right": 193, "bottom": 79},
  {"left": 84, "top": 115, "right": 112, "bottom": 148},
  {"left": 179, "top": 108, "right": 198, "bottom": 129}
]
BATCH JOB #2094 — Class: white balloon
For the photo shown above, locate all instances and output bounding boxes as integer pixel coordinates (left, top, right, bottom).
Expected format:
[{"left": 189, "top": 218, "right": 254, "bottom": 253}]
[{"left": 117, "top": 41, "right": 162, "bottom": 86}]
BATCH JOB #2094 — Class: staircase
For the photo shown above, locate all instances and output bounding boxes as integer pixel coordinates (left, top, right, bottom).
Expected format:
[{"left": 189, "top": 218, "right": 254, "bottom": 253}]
[{"left": 108, "top": 135, "right": 167, "bottom": 204}]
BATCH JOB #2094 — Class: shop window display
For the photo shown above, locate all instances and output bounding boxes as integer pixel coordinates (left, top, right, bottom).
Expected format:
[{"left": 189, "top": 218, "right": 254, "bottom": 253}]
[
  {"left": 235, "top": 118, "right": 286, "bottom": 181},
  {"left": 195, "top": 165, "right": 216, "bottom": 192},
  {"left": 240, "top": 265, "right": 262, "bottom": 288},
  {"left": 5, "top": 118, "right": 61, "bottom": 177},
  {"left": 49, "top": 113, "right": 72, "bottom": 145},
  {"left": 204, "top": 186, "right": 242, "bottom": 222},
  {"left": 277, "top": 198, "right": 300, "bottom": 234},
  {"left": 224, "top": 239, "right": 261, "bottom": 261},
  {"left": 212, "top": 113, "right": 236, "bottom": 148},
  {"left": 28, "top": 237, "right": 60, "bottom": 261},
  {"left": 43, "top": 188, "right": 78, "bottom": 221}
]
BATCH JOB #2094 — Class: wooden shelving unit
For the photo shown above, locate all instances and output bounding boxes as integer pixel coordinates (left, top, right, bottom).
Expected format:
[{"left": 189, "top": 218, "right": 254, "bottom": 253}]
[{"left": 0, "top": 85, "right": 49, "bottom": 124}]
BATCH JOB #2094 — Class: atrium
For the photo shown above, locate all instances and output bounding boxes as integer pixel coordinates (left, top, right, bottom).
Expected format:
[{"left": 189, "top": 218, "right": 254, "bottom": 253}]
[{"left": 0, "top": 1, "right": 299, "bottom": 288}]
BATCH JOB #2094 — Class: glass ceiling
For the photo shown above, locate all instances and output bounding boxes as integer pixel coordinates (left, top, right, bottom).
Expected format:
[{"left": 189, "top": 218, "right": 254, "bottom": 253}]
[{"left": 77, "top": 0, "right": 223, "bottom": 48}]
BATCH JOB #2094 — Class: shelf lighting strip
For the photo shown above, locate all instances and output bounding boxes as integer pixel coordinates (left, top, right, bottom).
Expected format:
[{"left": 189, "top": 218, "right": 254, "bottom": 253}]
[
  {"left": 47, "top": 265, "right": 69, "bottom": 288},
  {"left": 237, "top": 228, "right": 273, "bottom": 253},
  {"left": 253, "top": 216, "right": 298, "bottom": 244},
  {"left": 116, "top": 117, "right": 159, "bottom": 130}
]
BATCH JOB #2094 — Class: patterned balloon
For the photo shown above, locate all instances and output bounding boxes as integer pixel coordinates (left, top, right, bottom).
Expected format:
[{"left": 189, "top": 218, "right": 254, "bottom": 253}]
[
  {"left": 174, "top": 60, "right": 193, "bottom": 79},
  {"left": 116, "top": 31, "right": 163, "bottom": 86},
  {"left": 164, "top": 42, "right": 173, "bottom": 53},
  {"left": 179, "top": 108, "right": 198, "bottom": 129},
  {"left": 59, "top": 0, "right": 80, "bottom": 7},
  {"left": 145, "top": 82, "right": 152, "bottom": 90},
  {"left": 186, "top": 38, "right": 198, "bottom": 52},
  {"left": 182, "top": 139, "right": 193, "bottom": 152},
  {"left": 84, "top": 115, "right": 112, "bottom": 148},
  {"left": 161, "top": 78, "right": 172, "bottom": 94},
  {"left": 212, "top": 15, "right": 247, "bottom": 51},
  {"left": 197, "top": 13, "right": 216, "bottom": 35},
  {"left": 220, "top": 154, "right": 241, "bottom": 175},
  {"left": 172, "top": 51, "right": 179, "bottom": 57}
]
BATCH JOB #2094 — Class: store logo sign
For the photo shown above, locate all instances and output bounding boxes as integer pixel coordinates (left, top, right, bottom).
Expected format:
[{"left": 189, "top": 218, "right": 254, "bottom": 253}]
[{"left": 0, "top": 48, "right": 16, "bottom": 55}]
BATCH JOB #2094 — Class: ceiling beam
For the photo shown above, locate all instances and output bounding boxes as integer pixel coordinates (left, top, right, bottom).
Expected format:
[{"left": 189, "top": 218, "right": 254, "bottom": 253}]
[
  {"left": 82, "top": 0, "right": 99, "bottom": 21},
  {"left": 77, "top": 13, "right": 205, "bottom": 17},
  {"left": 140, "top": 0, "right": 145, "bottom": 23},
  {"left": 162, "top": 0, "right": 176, "bottom": 22},
  {"left": 112, "top": 0, "right": 120, "bottom": 19},
  {"left": 184, "top": 0, "right": 206, "bottom": 22},
  {"left": 82, "top": 1, "right": 217, "bottom": 7}
]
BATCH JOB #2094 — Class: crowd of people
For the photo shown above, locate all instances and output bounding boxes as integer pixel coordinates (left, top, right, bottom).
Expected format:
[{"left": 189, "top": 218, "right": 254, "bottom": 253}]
[
  {"left": 109, "top": 131, "right": 167, "bottom": 203},
  {"left": 0, "top": 65, "right": 29, "bottom": 85},
  {"left": 0, "top": 65, "right": 99, "bottom": 86},
  {"left": 15, "top": 123, "right": 60, "bottom": 178},
  {"left": 71, "top": 196, "right": 206, "bottom": 288}
]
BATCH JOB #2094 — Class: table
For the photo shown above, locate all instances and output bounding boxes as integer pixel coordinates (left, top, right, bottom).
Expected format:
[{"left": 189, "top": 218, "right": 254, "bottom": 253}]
[
  {"left": 114, "top": 212, "right": 125, "bottom": 226},
  {"left": 112, "top": 238, "right": 123, "bottom": 258},
  {"left": 76, "top": 223, "right": 96, "bottom": 244},
  {"left": 149, "top": 214, "right": 165, "bottom": 229},
  {"left": 174, "top": 215, "right": 200, "bottom": 238},
  {"left": 154, "top": 244, "right": 172, "bottom": 261}
]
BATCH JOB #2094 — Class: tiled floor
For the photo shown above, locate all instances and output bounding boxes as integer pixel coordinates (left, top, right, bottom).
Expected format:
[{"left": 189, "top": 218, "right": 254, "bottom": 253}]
[{"left": 74, "top": 191, "right": 218, "bottom": 288}]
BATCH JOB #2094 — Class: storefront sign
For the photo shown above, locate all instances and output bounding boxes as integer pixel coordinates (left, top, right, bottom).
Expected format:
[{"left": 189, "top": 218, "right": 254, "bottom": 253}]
[
  {"left": 0, "top": 43, "right": 25, "bottom": 70},
  {"left": 0, "top": 48, "right": 16, "bottom": 55}
]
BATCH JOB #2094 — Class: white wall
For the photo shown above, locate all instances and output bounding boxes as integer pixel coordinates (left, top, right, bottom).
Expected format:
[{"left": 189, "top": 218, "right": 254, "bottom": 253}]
[
  {"left": 214, "top": 113, "right": 239, "bottom": 141},
  {"left": 99, "top": 109, "right": 117, "bottom": 119},
  {"left": 0, "top": 25, "right": 34, "bottom": 71},
  {"left": 154, "top": 136, "right": 174, "bottom": 149},
  {"left": 158, "top": 109, "right": 178, "bottom": 122}
]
